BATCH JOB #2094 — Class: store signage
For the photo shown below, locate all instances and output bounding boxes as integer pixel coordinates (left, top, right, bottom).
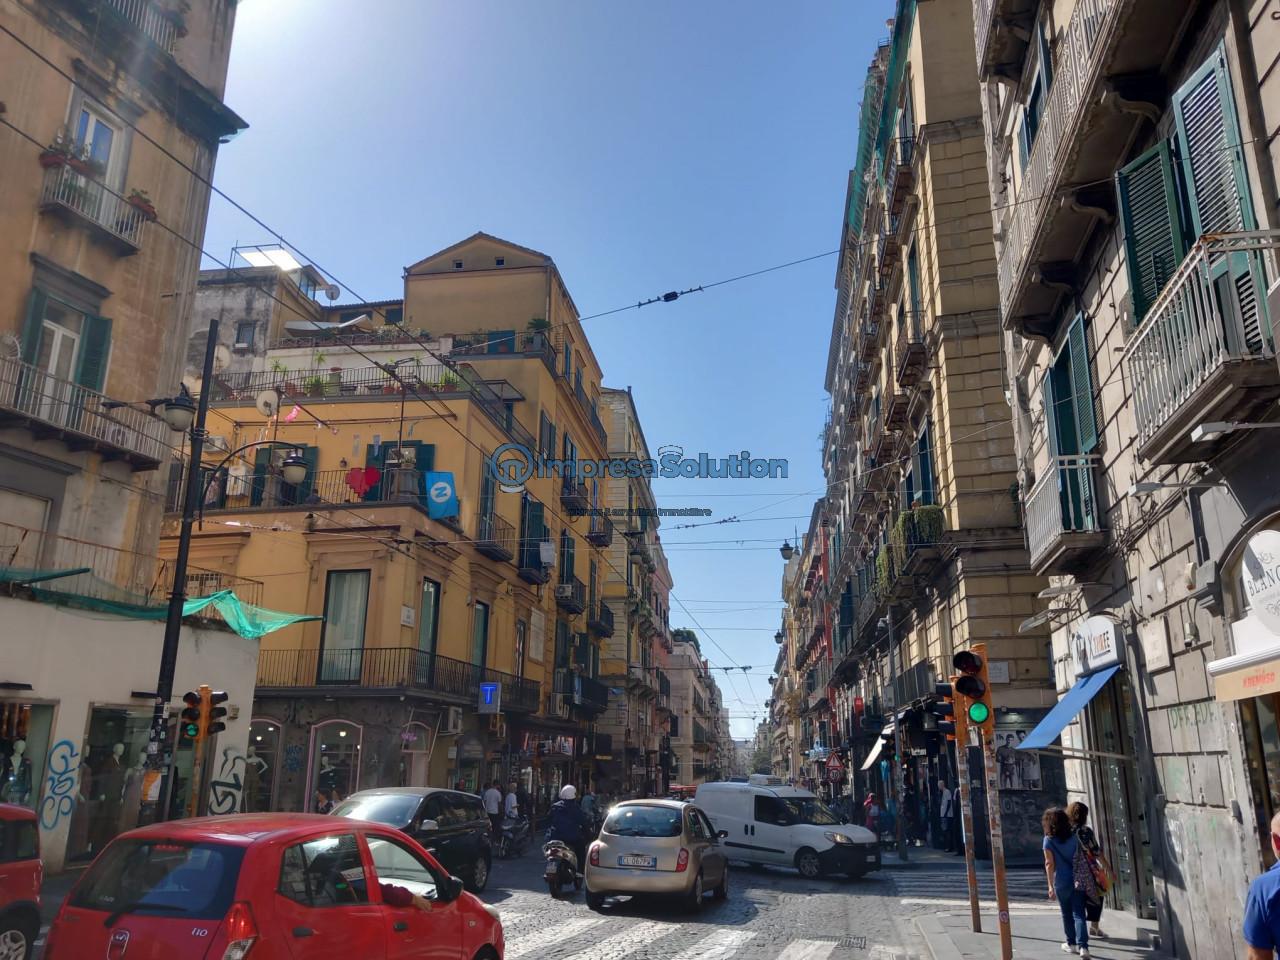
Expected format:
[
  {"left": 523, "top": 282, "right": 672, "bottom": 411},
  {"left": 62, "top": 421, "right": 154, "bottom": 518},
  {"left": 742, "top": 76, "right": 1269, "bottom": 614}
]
[
  {"left": 1213, "top": 659, "right": 1280, "bottom": 702},
  {"left": 478, "top": 682, "right": 501, "bottom": 714},
  {"left": 1242, "top": 530, "right": 1280, "bottom": 636},
  {"left": 1071, "top": 616, "right": 1123, "bottom": 677}
]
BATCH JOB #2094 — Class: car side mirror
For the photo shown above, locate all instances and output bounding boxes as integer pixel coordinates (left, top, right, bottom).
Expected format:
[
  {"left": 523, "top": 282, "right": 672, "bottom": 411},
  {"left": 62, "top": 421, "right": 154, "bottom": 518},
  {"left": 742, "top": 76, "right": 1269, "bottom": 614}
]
[
  {"left": 441, "top": 874, "right": 465, "bottom": 903},
  {"left": 716, "top": 830, "right": 729, "bottom": 839},
  {"left": 417, "top": 818, "right": 440, "bottom": 834}
]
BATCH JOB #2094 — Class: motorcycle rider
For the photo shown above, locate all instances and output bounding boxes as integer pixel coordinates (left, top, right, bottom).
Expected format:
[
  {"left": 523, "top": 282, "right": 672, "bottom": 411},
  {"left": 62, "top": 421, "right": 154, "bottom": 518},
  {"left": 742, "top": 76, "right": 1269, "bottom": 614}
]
[{"left": 548, "top": 784, "right": 590, "bottom": 871}]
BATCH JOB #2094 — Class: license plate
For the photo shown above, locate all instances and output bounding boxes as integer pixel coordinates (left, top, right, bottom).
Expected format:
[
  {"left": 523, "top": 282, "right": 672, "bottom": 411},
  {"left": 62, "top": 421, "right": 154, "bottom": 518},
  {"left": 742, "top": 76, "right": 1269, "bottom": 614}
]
[
  {"left": 544, "top": 864, "right": 559, "bottom": 876},
  {"left": 619, "top": 855, "right": 657, "bottom": 868}
]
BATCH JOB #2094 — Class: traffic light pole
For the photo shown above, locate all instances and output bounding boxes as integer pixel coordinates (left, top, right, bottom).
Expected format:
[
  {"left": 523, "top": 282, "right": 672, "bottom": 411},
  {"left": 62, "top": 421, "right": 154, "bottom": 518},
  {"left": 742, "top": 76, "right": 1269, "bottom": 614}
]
[
  {"left": 979, "top": 727, "right": 1013, "bottom": 960},
  {"left": 186, "top": 684, "right": 212, "bottom": 819},
  {"left": 952, "top": 690, "right": 982, "bottom": 933}
]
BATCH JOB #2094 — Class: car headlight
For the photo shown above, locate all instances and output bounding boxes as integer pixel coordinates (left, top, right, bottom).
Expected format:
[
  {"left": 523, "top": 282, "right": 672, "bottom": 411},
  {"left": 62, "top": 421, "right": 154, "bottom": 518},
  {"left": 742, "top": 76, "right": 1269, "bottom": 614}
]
[
  {"left": 824, "top": 831, "right": 854, "bottom": 845},
  {"left": 482, "top": 903, "right": 501, "bottom": 922}
]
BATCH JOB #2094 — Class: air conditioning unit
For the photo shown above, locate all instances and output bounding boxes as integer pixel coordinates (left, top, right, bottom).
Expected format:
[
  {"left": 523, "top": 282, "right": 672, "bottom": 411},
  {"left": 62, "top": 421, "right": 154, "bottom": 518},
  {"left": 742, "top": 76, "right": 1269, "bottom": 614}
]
[
  {"left": 554, "top": 583, "right": 574, "bottom": 601},
  {"left": 205, "top": 434, "right": 229, "bottom": 452},
  {"left": 442, "top": 706, "right": 463, "bottom": 735},
  {"left": 538, "top": 540, "right": 556, "bottom": 566}
]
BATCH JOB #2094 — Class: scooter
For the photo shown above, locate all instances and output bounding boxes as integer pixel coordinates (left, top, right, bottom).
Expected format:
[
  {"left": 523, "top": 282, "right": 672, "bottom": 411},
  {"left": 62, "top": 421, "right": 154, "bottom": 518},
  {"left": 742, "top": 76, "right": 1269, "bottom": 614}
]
[
  {"left": 542, "top": 839, "right": 581, "bottom": 898},
  {"left": 497, "top": 815, "right": 531, "bottom": 859}
]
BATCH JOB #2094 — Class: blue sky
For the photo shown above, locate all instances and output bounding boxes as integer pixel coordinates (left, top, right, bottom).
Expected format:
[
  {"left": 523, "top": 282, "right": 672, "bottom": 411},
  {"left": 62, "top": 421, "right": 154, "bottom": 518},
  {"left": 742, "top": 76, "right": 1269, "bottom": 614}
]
[{"left": 204, "top": 0, "right": 892, "bottom": 738}]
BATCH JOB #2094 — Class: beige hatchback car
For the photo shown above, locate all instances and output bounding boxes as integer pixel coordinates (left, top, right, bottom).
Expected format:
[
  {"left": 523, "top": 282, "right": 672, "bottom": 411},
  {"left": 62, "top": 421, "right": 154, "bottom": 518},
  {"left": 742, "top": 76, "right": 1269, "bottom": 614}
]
[{"left": 584, "top": 799, "right": 729, "bottom": 911}]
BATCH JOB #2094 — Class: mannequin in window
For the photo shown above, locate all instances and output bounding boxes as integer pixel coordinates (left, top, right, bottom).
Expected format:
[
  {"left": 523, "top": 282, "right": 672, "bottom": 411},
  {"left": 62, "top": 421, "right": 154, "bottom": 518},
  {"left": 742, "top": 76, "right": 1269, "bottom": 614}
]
[
  {"left": 69, "top": 743, "right": 94, "bottom": 858},
  {"left": 92, "top": 743, "right": 126, "bottom": 850},
  {"left": 0, "top": 739, "right": 31, "bottom": 806},
  {"left": 119, "top": 753, "right": 145, "bottom": 833},
  {"left": 243, "top": 746, "right": 269, "bottom": 813},
  {"left": 316, "top": 755, "right": 341, "bottom": 812}
]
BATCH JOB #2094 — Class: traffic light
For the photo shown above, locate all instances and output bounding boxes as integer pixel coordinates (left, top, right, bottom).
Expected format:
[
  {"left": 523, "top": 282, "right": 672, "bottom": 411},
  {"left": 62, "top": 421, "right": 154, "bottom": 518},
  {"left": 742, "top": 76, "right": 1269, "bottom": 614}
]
[
  {"left": 932, "top": 679, "right": 958, "bottom": 740},
  {"left": 199, "top": 685, "right": 229, "bottom": 740},
  {"left": 179, "top": 690, "right": 203, "bottom": 745},
  {"left": 953, "top": 645, "right": 995, "bottom": 737}
]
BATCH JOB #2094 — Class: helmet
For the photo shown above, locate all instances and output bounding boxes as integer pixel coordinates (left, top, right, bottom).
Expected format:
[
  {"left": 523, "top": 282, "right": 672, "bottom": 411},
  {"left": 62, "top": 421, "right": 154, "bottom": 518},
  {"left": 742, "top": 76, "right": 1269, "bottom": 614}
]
[{"left": 559, "top": 785, "right": 578, "bottom": 800}]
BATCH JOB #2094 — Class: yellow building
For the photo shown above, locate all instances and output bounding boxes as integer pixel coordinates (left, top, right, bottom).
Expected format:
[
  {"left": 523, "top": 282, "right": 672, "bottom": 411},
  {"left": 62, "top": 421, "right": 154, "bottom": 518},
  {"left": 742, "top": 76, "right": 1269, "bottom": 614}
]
[{"left": 168, "top": 234, "right": 625, "bottom": 822}]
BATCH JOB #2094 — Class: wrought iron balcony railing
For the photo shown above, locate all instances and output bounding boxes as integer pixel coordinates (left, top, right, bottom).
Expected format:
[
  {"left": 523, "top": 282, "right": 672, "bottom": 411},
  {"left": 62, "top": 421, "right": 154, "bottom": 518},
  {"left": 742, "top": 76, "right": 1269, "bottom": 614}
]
[
  {"left": 102, "top": 0, "right": 181, "bottom": 52},
  {"left": 40, "top": 164, "right": 146, "bottom": 252},
  {"left": 1025, "top": 454, "right": 1105, "bottom": 575},
  {"left": 554, "top": 575, "right": 586, "bottom": 615},
  {"left": 475, "top": 512, "right": 516, "bottom": 562}
]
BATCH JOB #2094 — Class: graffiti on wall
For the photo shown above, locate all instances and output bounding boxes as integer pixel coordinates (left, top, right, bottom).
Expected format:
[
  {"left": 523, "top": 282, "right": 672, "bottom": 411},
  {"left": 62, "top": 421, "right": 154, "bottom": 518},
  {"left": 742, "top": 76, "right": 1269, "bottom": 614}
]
[
  {"left": 40, "top": 740, "right": 80, "bottom": 831},
  {"left": 208, "top": 747, "right": 246, "bottom": 815},
  {"left": 283, "top": 743, "right": 304, "bottom": 773}
]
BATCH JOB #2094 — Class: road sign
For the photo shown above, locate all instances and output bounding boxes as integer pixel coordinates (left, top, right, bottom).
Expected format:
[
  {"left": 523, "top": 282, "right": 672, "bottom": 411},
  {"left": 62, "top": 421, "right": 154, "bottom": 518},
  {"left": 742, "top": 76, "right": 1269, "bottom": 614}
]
[{"left": 478, "top": 681, "right": 502, "bottom": 714}]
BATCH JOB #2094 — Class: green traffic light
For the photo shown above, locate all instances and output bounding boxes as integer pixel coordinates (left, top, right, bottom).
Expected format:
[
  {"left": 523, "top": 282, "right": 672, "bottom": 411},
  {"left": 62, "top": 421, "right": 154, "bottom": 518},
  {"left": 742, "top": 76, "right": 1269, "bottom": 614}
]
[
  {"left": 967, "top": 701, "right": 991, "bottom": 724},
  {"left": 182, "top": 722, "right": 200, "bottom": 738}
]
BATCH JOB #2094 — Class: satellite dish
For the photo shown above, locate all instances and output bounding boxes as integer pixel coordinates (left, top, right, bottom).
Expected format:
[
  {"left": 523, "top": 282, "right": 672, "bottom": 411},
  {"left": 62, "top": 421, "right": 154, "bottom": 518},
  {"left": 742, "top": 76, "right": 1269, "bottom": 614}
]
[
  {"left": 325, "top": 284, "right": 341, "bottom": 301},
  {"left": 213, "top": 344, "right": 232, "bottom": 373},
  {"left": 255, "top": 389, "right": 280, "bottom": 417}
]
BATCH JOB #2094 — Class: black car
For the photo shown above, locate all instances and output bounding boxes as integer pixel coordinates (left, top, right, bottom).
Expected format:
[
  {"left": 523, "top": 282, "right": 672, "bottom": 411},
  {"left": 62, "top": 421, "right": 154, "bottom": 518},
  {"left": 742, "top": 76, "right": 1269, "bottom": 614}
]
[{"left": 330, "top": 787, "right": 493, "bottom": 892}]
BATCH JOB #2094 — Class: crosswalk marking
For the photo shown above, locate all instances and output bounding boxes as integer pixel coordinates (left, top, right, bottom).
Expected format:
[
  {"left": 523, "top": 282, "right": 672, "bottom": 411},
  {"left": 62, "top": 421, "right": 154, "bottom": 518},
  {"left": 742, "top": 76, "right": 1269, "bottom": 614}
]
[
  {"left": 666, "top": 928, "right": 758, "bottom": 960},
  {"left": 774, "top": 940, "right": 839, "bottom": 960},
  {"left": 504, "top": 917, "right": 605, "bottom": 959},
  {"left": 557, "top": 920, "right": 675, "bottom": 960}
]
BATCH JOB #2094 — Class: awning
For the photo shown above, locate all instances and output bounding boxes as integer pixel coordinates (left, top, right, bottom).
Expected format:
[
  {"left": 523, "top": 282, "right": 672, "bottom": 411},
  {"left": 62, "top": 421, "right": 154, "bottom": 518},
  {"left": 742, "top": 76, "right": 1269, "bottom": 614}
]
[
  {"left": 860, "top": 724, "right": 893, "bottom": 771},
  {"left": 1208, "top": 618, "right": 1280, "bottom": 702},
  {"left": 1017, "top": 665, "right": 1121, "bottom": 750}
]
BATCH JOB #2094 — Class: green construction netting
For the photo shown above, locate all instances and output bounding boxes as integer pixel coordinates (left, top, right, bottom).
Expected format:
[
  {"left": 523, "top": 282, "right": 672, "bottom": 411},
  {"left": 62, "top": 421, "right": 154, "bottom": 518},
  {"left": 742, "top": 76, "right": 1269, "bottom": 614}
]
[{"left": 6, "top": 566, "right": 319, "bottom": 639}]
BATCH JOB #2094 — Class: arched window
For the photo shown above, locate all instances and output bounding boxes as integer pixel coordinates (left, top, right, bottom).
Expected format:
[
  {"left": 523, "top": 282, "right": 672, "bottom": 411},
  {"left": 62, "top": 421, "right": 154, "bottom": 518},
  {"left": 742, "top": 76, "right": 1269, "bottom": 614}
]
[
  {"left": 308, "top": 720, "right": 362, "bottom": 812},
  {"left": 245, "top": 718, "right": 281, "bottom": 813}
]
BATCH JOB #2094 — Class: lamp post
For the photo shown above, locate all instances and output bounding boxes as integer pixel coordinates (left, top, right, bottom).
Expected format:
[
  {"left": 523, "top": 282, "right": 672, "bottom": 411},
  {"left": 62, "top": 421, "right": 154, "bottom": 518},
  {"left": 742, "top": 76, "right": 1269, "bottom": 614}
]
[{"left": 146, "top": 316, "right": 218, "bottom": 797}]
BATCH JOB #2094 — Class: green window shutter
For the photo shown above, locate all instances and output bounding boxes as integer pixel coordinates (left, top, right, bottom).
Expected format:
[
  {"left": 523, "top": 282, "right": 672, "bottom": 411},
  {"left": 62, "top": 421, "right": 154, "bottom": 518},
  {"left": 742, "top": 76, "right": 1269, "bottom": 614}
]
[
  {"left": 249, "top": 447, "right": 272, "bottom": 506},
  {"left": 364, "top": 442, "right": 385, "bottom": 500},
  {"left": 20, "top": 289, "right": 47, "bottom": 365},
  {"left": 1116, "top": 141, "right": 1184, "bottom": 323},
  {"left": 416, "top": 442, "right": 435, "bottom": 471},
  {"left": 74, "top": 315, "right": 112, "bottom": 392},
  {"left": 297, "top": 445, "right": 319, "bottom": 501},
  {"left": 1042, "top": 369, "right": 1060, "bottom": 461},
  {"left": 1174, "top": 44, "right": 1254, "bottom": 237},
  {"left": 1066, "top": 314, "right": 1098, "bottom": 453}
]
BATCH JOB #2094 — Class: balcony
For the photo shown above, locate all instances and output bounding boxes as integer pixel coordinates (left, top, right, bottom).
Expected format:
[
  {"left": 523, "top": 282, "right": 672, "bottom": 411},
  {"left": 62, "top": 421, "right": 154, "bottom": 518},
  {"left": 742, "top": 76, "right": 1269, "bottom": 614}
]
[
  {"left": 1025, "top": 455, "right": 1106, "bottom": 575},
  {"left": 858, "top": 317, "right": 880, "bottom": 363},
  {"left": 890, "top": 505, "right": 946, "bottom": 578},
  {"left": 587, "top": 602, "right": 614, "bottom": 637},
  {"left": 1124, "top": 232, "right": 1280, "bottom": 464},
  {"left": 40, "top": 165, "right": 145, "bottom": 254},
  {"left": 628, "top": 662, "right": 656, "bottom": 694},
  {"left": 586, "top": 513, "right": 613, "bottom": 547},
  {"left": 883, "top": 390, "right": 909, "bottom": 434},
  {"left": 517, "top": 534, "right": 551, "bottom": 585},
  {"left": 256, "top": 647, "right": 541, "bottom": 712},
  {"left": 560, "top": 475, "right": 590, "bottom": 513},
  {"left": 554, "top": 576, "right": 586, "bottom": 615},
  {"left": 878, "top": 229, "right": 901, "bottom": 280},
  {"left": 994, "top": 0, "right": 1196, "bottom": 336},
  {"left": 886, "top": 136, "right": 916, "bottom": 216},
  {"left": 629, "top": 534, "right": 656, "bottom": 571},
  {"left": 451, "top": 331, "right": 557, "bottom": 376},
  {"left": 474, "top": 512, "right": 516, "bottom": 562},
  {"left": 896, "top": 314, "right": 927, "bottom": 388},
  {"left": 555, "top": 670, "right": 608, "bottom": 713},
  {"left": 973, "top": 0, "right": 1036, "bottom": 81},
  {"left": 0, "top": 354, "right": 168, "bottom": 470},
  {"left": 99, "top": 0, "right": 183, "bottom": 53}
]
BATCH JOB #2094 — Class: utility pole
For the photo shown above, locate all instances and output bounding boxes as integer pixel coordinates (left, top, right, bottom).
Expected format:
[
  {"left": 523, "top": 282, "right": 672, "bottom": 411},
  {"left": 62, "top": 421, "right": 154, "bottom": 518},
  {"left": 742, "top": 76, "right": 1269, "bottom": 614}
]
[{"left": 952, "top": 688, "right": 982, "bottom": 932}]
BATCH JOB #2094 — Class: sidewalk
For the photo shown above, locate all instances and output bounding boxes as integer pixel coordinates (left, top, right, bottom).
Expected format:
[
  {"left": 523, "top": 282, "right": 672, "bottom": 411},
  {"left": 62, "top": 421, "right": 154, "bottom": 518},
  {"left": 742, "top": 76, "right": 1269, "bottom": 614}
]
[
  {"left": 914, "top": 906, "right": 1165, "bottom": 960},
  {"left": 881, "top": 846, "right": 978, "bottom": 869}
]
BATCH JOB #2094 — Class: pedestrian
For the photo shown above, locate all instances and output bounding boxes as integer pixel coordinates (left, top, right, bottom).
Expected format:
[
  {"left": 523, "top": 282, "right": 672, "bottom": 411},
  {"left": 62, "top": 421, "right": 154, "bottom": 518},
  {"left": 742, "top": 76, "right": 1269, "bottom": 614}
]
[
  {"left": 483, "top": 781, "right": 503, "bottom": 838},
  {"left": 517, "top": 781, "right": 532, "bottom": 820},
  {"left": 938, "top": 779, "right": 955, "bottom": 852},
  {"left": 1068, "top": 801, "right": 1112, "bottom": 939},
  {"left": 455, "top": 778, "right": 467, "bottom": 792},
  {"left": 548, "top": 784, "right": 590, "bottom": 871},
  {"left": 1043, "top": 806, "right": 1090, "bottom": 958},
  {"left": 504, "top": 781, "right": 520, "bottom": 820},
  {"left": 1244, "top": 810, "right": 1280, "bottom": 960},
  {"left": 864, "top": 793, "right": 880, "bottom": 838}
]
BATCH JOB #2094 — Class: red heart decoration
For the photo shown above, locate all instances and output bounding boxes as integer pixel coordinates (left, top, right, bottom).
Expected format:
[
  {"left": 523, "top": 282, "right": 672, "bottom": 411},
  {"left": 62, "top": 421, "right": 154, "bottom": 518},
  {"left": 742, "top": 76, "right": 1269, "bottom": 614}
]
[{"left": 346, "top": 466, "right": 381, "bottom": 495}]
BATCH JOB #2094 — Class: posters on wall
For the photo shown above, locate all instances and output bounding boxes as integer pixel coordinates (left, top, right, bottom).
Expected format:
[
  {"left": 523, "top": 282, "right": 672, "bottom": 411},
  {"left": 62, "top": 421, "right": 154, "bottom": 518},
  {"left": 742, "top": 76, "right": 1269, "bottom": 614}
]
[{"left": 994, "top": 730, "right": 1042, "bottom": 791}]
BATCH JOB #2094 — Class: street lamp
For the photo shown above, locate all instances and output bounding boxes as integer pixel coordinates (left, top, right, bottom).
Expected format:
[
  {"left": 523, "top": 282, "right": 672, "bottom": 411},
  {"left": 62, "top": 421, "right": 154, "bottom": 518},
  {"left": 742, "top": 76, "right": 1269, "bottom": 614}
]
[
  {"left": 161, "top": 392, "right": 196, "bottom": 433},
  {"left": 281, "top": 452, "right": 308, "bottom": 485},
  {"left": 774, "top": 630, "right": 784, "bottom": 645},
  {"left": 1189, "top": 420, "right": 1280, "bottom": 444},
  {"left": 780, "top": 540, "right": 794, "bottom": 560}
]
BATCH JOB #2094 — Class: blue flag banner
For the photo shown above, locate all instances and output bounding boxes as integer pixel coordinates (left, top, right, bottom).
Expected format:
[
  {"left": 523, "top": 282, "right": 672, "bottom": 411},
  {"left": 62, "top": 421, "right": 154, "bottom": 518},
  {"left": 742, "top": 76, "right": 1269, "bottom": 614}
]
[{"left": 425, "top": 471, "right": 459, "bottom": 518}]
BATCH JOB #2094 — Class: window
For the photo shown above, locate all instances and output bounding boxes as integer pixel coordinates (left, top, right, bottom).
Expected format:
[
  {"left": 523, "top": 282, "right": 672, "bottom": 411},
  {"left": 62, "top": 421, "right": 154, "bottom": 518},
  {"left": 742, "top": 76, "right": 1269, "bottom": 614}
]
[
  {"left": 562, "top": 433, "right": 578, "bottom": 475},
  {"left": 554, "top": 620, "right": 572, "bottom": 669},
  {"left": 495, "top": 257, "right": 505, "bottom": 266},
  {"left": 235, "top": 321, "right": 255, "bottom": 348},
  {"left": 1018, "top": 24, "right": 1053, "bottom": 168},
  {"left": 338, "top": 310, "right": 363, "bottom": 325},
  {"left": 453, "top": 260, "right": 464, "bottom": 270},
  {"left": 687, "top": 810, "right": 708, "bottom": 840},
  {"left": 471, "top": 600, "right": 490, "bottom": 666},
  {"left": 515, "top": 619, "right": 527, "bottom": 679},
  {"left": 383, "top": 306, "right": 403, "bottom": 325},
  {"left": 538, "top": 412, "right": 557, "bottom": 462},
  {"left": 754, "top": 796, "right": 794, "bottom": 826},
  {"left": 19, "top": 290, "right": 111, "bottom": 394},
  {"left": 563, "top": 342, "right": 572, "bottom": 380},
  {"left": 559, "top": 528, "right": 575, "bottom": 581},
  {"left": 905, "top": 421, "right": 935, "bottom": 506},
  {"left": 604, "top": 805, "right": 682, "bottom": 837},
  {"left": 74, "top": 102, "right": 123, "bottom": 187},
  {"left": 519, "top": 494, "right": 547, "bottom": 570},
  {"left": 479, "top": 463, "right": 496, "bottom": 519},
  {"left": 419, "top": 578, "right": 440, "bottom": 656},
  {"left": 278, "top": 834, "right": 368, "bottom": 907},
  {"left": 1043, "top": 314, "right": 1098, "bottom": 457},
  {"left": 318, "top": 571, "right": 371, "bottom": 683},
  {"left": 250, "top": 444, "right": 317, "bottom": 507},
  {"left": 0, "top": 820, "right": 37, "bottom": 863},
  {"left": 367, "top": 835, "right": 440, "bottom": 900},
  {"left": 74, "top": 840, "right": 246, "bottom": 919}
]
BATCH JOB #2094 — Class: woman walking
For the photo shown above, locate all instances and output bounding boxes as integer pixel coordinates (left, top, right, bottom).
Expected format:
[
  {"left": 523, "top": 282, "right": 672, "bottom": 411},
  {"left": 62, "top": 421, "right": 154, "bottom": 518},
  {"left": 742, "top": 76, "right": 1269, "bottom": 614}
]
[
  {"left": 1043, "top": 806, "right": 1090, "bottom": 958},
  {"left": 1069, "top": 802, "right": 1113, "bottom": 939}
]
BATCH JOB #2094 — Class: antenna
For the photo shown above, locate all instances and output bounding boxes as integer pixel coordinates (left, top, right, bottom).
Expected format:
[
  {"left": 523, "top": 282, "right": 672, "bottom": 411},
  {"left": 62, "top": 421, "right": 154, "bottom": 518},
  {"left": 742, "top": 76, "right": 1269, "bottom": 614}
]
[
  {"left": 324, "top": 284, "right": 341, "bottom": 301},
  {"left": 254, "top": 389, "right": 280, "bottom": 418}
]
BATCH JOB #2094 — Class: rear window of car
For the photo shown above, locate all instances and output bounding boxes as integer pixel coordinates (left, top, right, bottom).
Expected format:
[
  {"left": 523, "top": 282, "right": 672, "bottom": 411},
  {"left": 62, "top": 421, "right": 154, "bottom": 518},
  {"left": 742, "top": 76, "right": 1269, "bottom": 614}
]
[
  {"left": 331, "top": 793, "right": 421, "bottom": 827},
  {"left": 71, "top": 839, "right": 245, "bottom": 920},
  {"left": 603, "top": 805, "right": 683, "bottom": 838}
]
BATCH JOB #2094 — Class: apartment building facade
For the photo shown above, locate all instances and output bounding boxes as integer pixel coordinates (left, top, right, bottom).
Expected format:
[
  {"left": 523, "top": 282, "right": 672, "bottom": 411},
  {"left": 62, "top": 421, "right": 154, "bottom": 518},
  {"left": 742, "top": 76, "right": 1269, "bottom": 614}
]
[
  {"left": 0, "top": 0, "right": 249, "bottom": 870},
  {"left": 786, "top": 0, "right": 1064, "bottom": 860},
  {"left": 973, "top": 0, "right": 1280, "bottom": 951},
  {"left": 171, "top": 234, "right": 626, "bottom": 816},
  {"left": 669, "top": 630, "right": 720, "bottom": 786}
]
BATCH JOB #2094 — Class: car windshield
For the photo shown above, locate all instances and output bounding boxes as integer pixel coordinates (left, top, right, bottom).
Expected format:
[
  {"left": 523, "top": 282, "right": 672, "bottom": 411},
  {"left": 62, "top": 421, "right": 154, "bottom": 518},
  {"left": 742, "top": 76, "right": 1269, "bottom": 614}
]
[
  {"left": 331, "top": 793, "right": 422, "bottom": 827},
  {"left": 781, "top": 797, "right": 841, "bottom": 825},
  {"left": 603, "top": 805, "right": 683, "bottom": 837},
  {"left": 71, "top": 839, "right": 245, "bottom": 920}
]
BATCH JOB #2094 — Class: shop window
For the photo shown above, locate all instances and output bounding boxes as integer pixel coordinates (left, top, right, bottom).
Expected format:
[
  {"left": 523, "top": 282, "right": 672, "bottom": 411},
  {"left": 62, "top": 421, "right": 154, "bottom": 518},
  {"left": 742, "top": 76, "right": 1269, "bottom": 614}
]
[
  {"left": 309, "top": 721, "right": 361, "bottom": 813},
  {"left": 245, "top": 719, "right": 280, "bottom": 813},
  {"left": 399, "top": 722, "right": 436, "bottom": 788},
  {"left": 69, "top": 707, "right": 155, "bottom": 862},
  {"left": 0, "top": 704, "right": 52, "bottom": 813}
]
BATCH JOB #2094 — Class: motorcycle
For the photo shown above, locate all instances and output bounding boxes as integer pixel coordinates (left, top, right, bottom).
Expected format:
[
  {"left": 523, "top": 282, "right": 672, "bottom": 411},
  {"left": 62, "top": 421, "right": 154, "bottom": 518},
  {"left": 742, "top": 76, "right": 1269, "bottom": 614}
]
[
  {"left": 497, "top": 815, "right": 531, "bottom": 859},
  {"left": 542, "top": 839, "right": 581, "bottom": 898}
]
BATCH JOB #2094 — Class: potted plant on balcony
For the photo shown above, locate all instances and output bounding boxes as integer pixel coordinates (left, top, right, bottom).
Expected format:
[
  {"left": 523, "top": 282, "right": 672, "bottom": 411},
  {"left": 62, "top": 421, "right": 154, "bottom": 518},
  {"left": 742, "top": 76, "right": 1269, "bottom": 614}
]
[
  {"left": 303, "top": 374, "right": 325, "bottom": 398},
  {"left": 438, "top": 372, "right": 460, "bottom": 390},
  {"left": 38, "top": 131, "right": 76, "bottom": 169},
  {"left": 125, "top": 188, "right": 158, "bottom": 221}
]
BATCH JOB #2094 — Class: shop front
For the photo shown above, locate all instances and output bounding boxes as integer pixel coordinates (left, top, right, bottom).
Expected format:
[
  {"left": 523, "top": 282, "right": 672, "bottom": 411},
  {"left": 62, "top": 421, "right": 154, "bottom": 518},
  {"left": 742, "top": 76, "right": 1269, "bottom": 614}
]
[{"left": 1019, "top": 615, "right": 1155, "bottom": 916}]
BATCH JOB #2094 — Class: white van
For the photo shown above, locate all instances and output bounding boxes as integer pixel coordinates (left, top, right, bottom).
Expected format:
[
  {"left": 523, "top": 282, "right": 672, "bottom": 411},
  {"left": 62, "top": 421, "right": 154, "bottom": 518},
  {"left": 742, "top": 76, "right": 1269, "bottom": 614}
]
[{"left": 694, "top": 775, "right": 879, "bottom": 879}]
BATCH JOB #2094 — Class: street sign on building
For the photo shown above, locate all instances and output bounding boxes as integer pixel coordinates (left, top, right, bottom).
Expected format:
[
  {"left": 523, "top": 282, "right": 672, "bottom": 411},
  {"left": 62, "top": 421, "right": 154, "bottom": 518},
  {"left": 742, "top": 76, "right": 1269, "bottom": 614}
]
[{"left": 478, "top": 682, "right": 501, "bottom": 714}]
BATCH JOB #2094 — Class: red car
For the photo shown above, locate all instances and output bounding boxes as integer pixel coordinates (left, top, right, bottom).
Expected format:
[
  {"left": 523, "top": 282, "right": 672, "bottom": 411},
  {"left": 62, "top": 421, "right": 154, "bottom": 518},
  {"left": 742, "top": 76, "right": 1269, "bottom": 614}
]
[
  {"left": 44, "top": 814, "right": 504, "bottom": 960},
  {"left": 0, "top": 804, "right": 41, "bottom": 960}
]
